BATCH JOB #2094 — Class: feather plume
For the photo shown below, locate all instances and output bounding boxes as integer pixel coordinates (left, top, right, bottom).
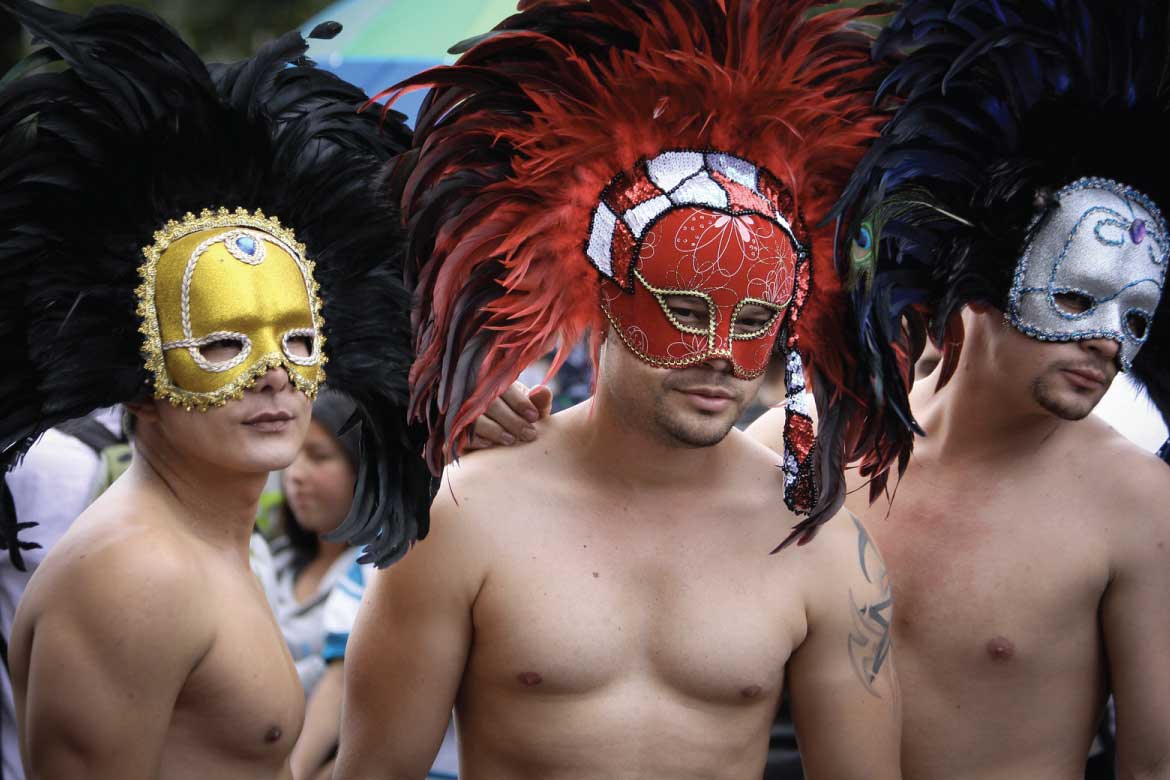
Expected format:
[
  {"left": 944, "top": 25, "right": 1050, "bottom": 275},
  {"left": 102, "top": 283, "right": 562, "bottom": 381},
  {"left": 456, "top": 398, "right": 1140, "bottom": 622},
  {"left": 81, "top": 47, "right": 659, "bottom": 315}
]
[
  {"left": 832, "top": 0, "right": 1170, "bottom": 480},
  {"left": 0, "top": 1, "right": 430, "bottom": 568},
  {"left": 386, "top": 0, "right": 894, "bottom": 545}
]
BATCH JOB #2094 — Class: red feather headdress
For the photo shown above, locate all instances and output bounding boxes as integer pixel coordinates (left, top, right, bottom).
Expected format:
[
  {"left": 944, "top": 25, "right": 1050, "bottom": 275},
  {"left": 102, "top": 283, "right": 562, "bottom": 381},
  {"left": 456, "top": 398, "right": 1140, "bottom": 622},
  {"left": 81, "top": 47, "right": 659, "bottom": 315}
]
[{"left": 385, "top": 0, "right": 887, "bottom": 544}]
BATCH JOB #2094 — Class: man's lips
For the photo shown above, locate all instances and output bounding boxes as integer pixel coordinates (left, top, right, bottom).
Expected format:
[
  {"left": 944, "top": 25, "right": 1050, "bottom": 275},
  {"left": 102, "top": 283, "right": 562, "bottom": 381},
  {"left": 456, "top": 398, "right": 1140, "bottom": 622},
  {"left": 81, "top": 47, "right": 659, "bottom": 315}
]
[
  {"left": 243, "top": 410, "right": 296, "bottom": 431},
  {"left": 244, "top": 411, "right": 295, "bottom": 424},
  {"left": 676, "top": 385, "right": 736, "bottom": 412},
  {"left": 676, "top": 386, "right": 735, "bottom": 399},
  {"left": 1061, "top": 366, "right": 1108, "bottom": 389}
]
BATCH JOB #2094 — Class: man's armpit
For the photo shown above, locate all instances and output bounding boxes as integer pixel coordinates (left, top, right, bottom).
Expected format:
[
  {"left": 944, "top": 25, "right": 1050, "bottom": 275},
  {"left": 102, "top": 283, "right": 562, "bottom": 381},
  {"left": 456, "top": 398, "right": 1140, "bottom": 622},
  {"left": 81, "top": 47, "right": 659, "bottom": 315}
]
[{"left": 847, "top": 512, "right": 894, "bottom": 699}]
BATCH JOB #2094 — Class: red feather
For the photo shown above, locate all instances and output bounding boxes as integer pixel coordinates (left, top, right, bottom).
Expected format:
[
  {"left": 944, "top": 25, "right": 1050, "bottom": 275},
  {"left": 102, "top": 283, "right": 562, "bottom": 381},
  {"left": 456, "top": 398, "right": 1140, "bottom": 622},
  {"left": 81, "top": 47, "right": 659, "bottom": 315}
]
[{"left": 387, "top": 1, "right": 886, "bottom": 488}]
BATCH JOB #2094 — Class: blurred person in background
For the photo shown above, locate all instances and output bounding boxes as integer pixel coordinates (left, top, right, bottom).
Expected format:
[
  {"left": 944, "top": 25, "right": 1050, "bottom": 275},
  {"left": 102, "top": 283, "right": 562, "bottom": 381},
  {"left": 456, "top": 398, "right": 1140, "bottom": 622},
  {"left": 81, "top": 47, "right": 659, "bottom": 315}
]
[
  {"left": 0, "top": 408, "right": 125, "bottom": 780},
  {"left": 263, "top": 391, "right": 364, "bottom": 693},
  {"left": 291, "top": 558, "right": 459, "bottom": 780}
]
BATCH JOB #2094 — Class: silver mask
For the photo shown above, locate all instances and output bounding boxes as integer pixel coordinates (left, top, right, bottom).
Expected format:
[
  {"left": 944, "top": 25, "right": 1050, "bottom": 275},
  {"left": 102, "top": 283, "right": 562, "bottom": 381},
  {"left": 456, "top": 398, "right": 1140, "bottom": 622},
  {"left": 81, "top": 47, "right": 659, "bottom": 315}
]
[{"left": 1008, "top": 177, "right": 1169, "bottom": 370}]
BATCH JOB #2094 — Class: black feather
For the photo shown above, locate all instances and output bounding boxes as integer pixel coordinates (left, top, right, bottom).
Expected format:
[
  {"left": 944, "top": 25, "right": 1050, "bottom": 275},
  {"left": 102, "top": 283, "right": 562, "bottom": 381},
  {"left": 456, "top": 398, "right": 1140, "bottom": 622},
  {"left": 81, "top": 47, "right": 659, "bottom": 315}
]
[
  {"left": 832, "top": 0, "right": 1170, "bottom": 463},
  {"left": 0, "top": 1, "right": 432, "bottom": 568}
]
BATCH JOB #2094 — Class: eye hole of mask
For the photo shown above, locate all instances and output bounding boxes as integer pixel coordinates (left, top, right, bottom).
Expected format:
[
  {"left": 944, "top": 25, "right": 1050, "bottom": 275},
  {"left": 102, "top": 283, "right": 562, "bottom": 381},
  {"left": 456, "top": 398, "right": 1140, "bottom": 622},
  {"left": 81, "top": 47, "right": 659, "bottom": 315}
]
[
  {"left": 733, "top": 302, "right": 779, "bottom": 337},
  {"left": 284, "top": 333, "right": 315, "bottom": 358},
  {"left": 1053, "top": 291, "right": 1095, "bottom": 315},
  {"left": 663, "top": 294, "right": 711, "bottom": 331},
  {"left": 199, "top": 337, "right": 246, "bottom": 363},
  {"left": 1126, "top": 311, "right": 1151, "bottom": 340}
]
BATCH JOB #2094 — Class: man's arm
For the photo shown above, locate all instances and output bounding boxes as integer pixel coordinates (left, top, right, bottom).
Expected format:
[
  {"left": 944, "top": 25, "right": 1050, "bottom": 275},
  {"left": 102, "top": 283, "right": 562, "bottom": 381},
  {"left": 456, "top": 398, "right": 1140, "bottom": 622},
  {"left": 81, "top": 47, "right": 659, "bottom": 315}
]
[
  {"left": 1102, "top": 458, "right": 1170, "bottom": 779},
  {"left": 290, "top": 661, "right": 344, "bottom": 779},
  {"left": 786, "top": 511, "right": 901, "bottom": 780},
  {"left": 333, "top": 472, "right": 489, "bottom": 780},
  {"left": 292, "top": 560, "right": 364, "bottom": 778},
  {"left": 13, "top": 541, "right": 208, "bottom": 779}
]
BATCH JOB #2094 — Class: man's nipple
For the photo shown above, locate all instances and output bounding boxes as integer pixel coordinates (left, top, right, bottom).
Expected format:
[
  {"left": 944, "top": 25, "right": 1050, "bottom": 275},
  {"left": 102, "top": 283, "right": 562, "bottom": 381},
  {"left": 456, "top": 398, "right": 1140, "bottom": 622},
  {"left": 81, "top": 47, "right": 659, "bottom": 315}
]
[
  {"left": 517, "top": 671, "right": 543, "bottom": 686},
  {"left": 985, "top": 635, "right": 1016, "bottom": 662}
]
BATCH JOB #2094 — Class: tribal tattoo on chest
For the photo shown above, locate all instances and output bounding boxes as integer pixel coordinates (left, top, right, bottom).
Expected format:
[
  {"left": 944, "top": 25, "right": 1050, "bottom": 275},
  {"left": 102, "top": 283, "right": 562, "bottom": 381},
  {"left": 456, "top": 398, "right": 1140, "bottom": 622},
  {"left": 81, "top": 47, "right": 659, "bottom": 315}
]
[{"left": 847, "top": 512, "right": 894, "bottom": 698}]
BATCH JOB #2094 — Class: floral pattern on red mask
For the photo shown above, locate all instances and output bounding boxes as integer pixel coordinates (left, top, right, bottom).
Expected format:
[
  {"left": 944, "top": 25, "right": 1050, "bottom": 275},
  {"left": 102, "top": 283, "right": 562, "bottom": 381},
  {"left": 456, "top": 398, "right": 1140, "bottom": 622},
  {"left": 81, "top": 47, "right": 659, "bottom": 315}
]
[{"left": 601, "top": 205, "right": 800, "bottom": 378}]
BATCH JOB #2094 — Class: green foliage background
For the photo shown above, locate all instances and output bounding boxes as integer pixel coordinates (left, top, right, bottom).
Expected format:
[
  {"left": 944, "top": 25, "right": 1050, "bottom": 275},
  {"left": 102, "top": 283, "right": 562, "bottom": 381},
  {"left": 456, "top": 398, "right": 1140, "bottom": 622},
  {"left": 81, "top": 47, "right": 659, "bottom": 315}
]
[{"left": 3, "top": 0, "right": 333, "bottom": 70}]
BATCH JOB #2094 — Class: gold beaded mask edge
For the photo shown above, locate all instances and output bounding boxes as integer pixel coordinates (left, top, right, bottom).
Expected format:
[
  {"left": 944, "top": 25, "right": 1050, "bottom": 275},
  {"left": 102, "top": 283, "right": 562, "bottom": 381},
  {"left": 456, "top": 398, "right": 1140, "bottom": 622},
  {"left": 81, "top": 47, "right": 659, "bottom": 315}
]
[{"left": 135, "top": 208, "right": 326, "bottom": 411}]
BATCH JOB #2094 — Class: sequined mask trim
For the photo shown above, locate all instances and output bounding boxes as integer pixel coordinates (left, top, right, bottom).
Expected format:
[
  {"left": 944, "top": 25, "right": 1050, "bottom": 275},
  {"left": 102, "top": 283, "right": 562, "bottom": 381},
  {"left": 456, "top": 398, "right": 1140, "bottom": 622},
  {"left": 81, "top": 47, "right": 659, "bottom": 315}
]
[{"left": 1008, "top": 177, "right": 1168, "bottom": 370}]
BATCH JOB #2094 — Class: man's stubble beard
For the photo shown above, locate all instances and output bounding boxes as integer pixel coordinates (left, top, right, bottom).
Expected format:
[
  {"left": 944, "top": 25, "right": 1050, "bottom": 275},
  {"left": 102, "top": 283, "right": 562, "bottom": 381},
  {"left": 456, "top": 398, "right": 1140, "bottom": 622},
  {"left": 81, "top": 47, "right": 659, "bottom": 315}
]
[
  {"left": 650, "top": 372, "right": 748, "bottom": 448},
  {"left": 1030, "top": 368, "right": 1108, "bottom": 422},
  {"left": 652, "top": 398, "right": 740, "bottom": 447}
]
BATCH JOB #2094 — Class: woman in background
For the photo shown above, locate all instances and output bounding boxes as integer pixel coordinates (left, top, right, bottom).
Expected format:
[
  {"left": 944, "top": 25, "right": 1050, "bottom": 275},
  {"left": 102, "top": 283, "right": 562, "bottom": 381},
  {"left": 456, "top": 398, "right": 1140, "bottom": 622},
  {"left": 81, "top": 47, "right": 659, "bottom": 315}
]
[{"left": 265, "top": 390, "right": 364, "bottom": 693}]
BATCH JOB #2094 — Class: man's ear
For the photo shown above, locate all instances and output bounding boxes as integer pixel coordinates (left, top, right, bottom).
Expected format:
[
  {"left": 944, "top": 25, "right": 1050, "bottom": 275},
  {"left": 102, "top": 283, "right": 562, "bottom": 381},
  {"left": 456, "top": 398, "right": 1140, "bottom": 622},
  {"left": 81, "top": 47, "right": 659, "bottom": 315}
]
[{"left": 124, "top": 397, "right": 159, "bottom": 424}]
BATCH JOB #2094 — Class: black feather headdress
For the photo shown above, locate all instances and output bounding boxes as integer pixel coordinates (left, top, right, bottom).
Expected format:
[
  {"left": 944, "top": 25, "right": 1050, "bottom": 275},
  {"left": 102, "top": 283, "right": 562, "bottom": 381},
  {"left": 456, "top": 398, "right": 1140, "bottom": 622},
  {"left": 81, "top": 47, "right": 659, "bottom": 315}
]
[
  {"left": 0, "top": 1, "right": 432, "bottom": 568},
  {"left": 832, "top": 0, "right": 1170, "bottom": 475}
]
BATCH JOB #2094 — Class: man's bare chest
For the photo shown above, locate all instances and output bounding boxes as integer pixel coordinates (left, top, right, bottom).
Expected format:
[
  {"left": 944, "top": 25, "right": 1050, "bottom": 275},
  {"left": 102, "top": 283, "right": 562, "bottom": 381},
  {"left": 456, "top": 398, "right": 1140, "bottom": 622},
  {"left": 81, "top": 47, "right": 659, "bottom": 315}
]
[
  {"left": 170, "top": 582, "right": 304, "bottom": 765},
  {"left": 467, "top": 524, "right": 806, "bottom": 705},
  {"left": 857, "top": 472, "right": 1110, "bottom": 672}
]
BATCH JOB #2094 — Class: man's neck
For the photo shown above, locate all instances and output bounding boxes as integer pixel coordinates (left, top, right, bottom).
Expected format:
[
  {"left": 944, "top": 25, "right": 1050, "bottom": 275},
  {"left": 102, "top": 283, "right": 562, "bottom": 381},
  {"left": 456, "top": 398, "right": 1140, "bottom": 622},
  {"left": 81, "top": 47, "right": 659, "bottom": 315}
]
[
  {"left": 130, "top": 439, "right": 266, "bottom": 556},
  {"left": 914, "top": 356, "right": 1063, "bottom": 464},
  {"left": 569, "top": 392, "right": 732, "bottom": 493}
]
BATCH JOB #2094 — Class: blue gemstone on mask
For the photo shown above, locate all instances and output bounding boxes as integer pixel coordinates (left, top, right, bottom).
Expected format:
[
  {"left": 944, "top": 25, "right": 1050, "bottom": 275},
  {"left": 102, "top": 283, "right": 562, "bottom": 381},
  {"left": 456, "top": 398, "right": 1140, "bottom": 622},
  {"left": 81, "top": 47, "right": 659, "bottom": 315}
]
[
  {"left": 1130, "top": 219, "right": 1147, "bottom": 244},
  {"left": 236, "top": 235, "right": 257, "bottom": 255}
]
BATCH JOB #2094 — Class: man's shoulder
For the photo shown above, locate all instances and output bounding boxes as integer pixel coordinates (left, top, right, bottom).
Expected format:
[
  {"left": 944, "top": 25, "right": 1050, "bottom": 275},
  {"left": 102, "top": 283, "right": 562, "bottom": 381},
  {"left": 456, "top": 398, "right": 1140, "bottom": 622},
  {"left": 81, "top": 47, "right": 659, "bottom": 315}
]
[
  {"left": 788, "top": 510, "right": 888, "bottom": 613},
  {"left": 435, "top": 445, "right": 539, "bottom": 524},
  {"left": 743, "top": 405, "right": 789, "bottom": 457},
  {"left": 784, "top": 508, "right": 878, "bottom": 572},
  {"left": 13, "top": 516, "right": 213, "bottom": 693},
  {"left": 438, "top": 408, "right": 581, "bottom": 511},
  {"left": 725, "top": 424, "right": 786, "bottom": 464},
  {"left": 29, "top": 507, "right": 209, "bottom": 627},
  {"left": 706, "top": 429, "right": 792, "bottom": 526},
  {"left": 1074, "top": 417, "right": 1170, "bottom": 507}
]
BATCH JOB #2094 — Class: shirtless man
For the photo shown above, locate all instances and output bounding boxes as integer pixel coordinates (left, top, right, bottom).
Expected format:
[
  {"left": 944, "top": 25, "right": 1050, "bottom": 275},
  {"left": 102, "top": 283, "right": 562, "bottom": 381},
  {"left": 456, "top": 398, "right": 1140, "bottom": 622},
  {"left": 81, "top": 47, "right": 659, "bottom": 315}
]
[
  {"left": 338, "top": 344, "right": 899, "bottom": 779},
  {"left": 11, "top": 373, "right": 310, "bottom": 779},
  {"left": 748, "top": 309, "right": 1170, "bottom": 779},
  {"left": 0, "top": 4, "right": 422, "bottom": 777},
  {"left": 336, "top": 2, "right": 903, "bottom": 777},
  {"left": 744, "top": 1, "right": 1170, "bottom": 776}
]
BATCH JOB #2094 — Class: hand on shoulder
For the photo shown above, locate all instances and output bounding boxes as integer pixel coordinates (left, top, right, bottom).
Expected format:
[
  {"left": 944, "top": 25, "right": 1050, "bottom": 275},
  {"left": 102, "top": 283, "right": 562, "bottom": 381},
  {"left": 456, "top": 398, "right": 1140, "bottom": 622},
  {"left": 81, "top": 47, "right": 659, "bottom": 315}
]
[{"left": 462, "top": 381, "right": 553, "bottom": 453}]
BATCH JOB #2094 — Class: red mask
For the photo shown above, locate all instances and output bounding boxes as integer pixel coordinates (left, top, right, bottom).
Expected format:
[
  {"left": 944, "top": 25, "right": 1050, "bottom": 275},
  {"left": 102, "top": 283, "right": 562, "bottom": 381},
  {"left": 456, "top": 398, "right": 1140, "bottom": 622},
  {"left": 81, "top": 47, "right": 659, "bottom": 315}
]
[{"left": 587, "top": 150, "right": 805, "bottom": 378}]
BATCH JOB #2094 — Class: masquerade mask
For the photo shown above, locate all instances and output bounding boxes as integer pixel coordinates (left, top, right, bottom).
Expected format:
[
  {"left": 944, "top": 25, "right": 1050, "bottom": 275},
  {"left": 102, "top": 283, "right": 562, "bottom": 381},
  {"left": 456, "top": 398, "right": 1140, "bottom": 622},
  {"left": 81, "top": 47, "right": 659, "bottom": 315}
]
[
  {"left": 137, "top": 208, "right": 326, "bottom": 410},
  {"left": 587, "top": 150, "right": 807, "bottom": 378},
  {"left": 1008, "top": 177, "right": 1168, "bottom": 370}
]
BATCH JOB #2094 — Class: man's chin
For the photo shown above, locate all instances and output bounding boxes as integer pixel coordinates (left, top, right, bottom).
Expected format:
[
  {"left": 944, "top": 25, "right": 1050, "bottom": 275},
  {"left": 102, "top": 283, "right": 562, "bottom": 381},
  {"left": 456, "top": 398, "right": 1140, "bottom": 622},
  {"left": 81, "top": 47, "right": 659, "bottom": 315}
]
[
  {"left": 1035, "top": 390, "right": 1100, "bottom": 422},
  {"left": 656, "top": 408, "right": 738, "bottom": 448},
  {"left": 225, "top": 438, "right": 302, "bottom": 473}
]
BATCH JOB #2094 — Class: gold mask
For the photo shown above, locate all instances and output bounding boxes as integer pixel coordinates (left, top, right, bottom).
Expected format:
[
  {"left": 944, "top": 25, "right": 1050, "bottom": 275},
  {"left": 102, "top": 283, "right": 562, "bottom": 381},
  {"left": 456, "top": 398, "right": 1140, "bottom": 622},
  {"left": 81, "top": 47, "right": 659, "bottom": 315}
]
[{"left": 136, "top": 208, "right": 326, "bottom": 410}]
